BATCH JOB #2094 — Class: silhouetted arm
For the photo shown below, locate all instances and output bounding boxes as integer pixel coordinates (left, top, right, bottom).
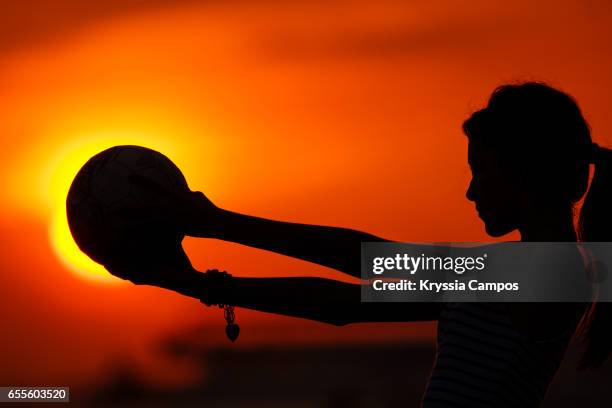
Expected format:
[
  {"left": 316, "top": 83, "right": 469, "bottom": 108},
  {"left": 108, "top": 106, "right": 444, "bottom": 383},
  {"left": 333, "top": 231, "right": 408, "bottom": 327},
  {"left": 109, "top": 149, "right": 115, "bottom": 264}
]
[
  {"left": 168, "top": 272, "right": 441, "bottom": 325},
  {"left": 189, "top": 208, "right": 389, "bottom": 279},
  {"left": 125, "top": 177, "right": 389, "bottom": 278}
]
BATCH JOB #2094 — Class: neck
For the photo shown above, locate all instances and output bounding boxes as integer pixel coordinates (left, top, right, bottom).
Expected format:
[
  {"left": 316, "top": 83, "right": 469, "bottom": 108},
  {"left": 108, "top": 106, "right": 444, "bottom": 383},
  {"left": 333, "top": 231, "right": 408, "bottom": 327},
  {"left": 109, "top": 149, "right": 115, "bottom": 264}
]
[{"left": 519, "top": 204, "right": 576, "bottom": 242}]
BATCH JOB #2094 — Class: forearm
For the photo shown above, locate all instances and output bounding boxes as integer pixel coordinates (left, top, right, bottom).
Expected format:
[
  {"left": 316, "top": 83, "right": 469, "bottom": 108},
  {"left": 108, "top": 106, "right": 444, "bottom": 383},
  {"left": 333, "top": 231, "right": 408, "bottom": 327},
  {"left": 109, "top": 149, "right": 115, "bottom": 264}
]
[
  {"left": 191, "top": 208, "right": 389, "bottom": 278},
  {"left": 168, "top": 273, "right": 440, "bottom": 325},
  {"left": 225, "top": 276, "right": 361, "bottom": 326}
]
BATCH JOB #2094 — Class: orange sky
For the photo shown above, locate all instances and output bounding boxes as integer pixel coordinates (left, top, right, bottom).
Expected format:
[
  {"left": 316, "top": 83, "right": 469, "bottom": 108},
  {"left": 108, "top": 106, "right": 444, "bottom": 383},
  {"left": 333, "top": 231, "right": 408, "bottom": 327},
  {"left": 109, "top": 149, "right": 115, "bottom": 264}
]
[{"left": 1, "top": 0, "right": 612, "bottom": 388}]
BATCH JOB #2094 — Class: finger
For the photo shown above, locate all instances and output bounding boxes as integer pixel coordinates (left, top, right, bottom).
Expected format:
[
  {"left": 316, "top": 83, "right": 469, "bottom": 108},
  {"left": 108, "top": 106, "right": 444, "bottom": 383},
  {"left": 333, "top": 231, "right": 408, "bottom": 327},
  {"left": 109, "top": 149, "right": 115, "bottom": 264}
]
[
  {"left": 106, "top": 260, "right": 169, "bottom": 286},
  {"left": 104, "top": 263, "right": 139, "bottom": 282}
]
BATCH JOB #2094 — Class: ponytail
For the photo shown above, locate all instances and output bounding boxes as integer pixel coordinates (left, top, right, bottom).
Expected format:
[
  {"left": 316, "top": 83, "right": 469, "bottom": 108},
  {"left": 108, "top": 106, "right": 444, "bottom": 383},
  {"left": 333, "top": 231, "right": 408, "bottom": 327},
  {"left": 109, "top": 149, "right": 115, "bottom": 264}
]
[{"left": 578, "top": 143, "right": 612, "bottom": 369}]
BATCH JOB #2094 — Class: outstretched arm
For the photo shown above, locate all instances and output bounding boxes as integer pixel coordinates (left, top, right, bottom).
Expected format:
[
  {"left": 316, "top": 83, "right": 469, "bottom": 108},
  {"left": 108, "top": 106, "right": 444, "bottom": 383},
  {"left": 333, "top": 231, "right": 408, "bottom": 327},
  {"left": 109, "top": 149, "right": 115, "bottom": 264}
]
[
  {"left": 189, "top": 207, "right": 389, "bottom": 279},
  {"left": 127, "top": 176, "right": 390, "bottom": 278}
]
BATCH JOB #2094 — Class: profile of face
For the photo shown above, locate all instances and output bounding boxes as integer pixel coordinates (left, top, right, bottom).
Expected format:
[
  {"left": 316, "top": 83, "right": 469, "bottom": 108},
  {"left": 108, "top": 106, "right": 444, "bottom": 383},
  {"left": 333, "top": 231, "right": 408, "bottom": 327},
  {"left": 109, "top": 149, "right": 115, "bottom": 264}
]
[
  {"left": 466, "top": 138, "right": 523, "bottom": 237},
  {"left": 463, "top": 82, "right": 592, "bottom": 239}
]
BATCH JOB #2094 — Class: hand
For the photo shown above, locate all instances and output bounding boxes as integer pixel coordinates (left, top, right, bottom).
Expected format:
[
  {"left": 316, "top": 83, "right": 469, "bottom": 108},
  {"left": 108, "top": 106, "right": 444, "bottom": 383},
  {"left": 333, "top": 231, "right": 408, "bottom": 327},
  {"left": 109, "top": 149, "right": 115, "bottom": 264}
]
[
  {"left": 126, "top": 174, "right": 220, "bottom": 237},
  {"left": 104, "top": 224, "right": 197, "bottom": 288}
]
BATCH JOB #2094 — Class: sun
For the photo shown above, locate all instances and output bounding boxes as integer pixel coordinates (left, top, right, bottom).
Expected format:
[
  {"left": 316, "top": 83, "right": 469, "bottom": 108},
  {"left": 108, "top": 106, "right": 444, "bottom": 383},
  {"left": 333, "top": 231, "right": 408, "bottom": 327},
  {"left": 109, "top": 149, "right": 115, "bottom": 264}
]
[{"left": 48, "top": 134, "right": 182, "bottom": 284}]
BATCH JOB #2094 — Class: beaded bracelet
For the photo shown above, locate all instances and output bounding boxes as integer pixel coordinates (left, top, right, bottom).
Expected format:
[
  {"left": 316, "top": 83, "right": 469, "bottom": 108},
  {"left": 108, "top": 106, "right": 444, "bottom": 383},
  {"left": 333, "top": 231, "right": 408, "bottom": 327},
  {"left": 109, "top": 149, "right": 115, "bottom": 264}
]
[{"left": 199, "top": 269, "right": 240, "bottom": 342}]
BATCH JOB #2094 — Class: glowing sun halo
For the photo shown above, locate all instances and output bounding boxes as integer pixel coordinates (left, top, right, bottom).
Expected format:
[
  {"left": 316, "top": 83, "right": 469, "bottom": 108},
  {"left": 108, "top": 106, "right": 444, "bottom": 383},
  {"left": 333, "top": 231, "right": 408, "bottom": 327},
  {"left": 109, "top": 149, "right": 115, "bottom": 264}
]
[{"left": 48, "top": 134, "right": 182, "bottom": 284}]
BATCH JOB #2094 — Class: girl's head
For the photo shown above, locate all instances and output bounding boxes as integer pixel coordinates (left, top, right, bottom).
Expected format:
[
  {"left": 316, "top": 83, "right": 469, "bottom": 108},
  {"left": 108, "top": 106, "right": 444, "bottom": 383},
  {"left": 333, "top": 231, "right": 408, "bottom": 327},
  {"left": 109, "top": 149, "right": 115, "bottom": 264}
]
[
  {"left": 463, "top": 81, "right": 612, "bottom": 369},
  {"left": 463, "top": 82, "right": 591, "bottom": 237}
]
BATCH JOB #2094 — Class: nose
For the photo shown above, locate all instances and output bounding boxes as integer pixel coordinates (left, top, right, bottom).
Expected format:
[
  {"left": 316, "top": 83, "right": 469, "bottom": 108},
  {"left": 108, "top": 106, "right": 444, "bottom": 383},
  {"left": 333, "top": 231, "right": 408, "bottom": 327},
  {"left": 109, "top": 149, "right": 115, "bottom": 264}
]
[{"left": 466, "top": 178, "right": 477, "bottom": 202}]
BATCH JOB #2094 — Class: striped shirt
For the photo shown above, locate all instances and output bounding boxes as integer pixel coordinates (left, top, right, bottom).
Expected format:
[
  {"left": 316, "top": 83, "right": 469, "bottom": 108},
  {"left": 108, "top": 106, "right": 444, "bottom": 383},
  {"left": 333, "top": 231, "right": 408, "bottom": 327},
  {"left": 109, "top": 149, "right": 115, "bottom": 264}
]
[{"left": 422, "top": 302, "right": 576, "bottom": 407}]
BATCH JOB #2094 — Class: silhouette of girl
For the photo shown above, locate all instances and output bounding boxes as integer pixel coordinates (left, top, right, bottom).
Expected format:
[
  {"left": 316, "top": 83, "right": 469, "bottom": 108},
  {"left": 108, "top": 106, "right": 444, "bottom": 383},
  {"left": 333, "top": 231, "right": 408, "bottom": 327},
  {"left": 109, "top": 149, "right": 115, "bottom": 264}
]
[{"left": 112, "top": 82, "right": 612, "bottom": 407}]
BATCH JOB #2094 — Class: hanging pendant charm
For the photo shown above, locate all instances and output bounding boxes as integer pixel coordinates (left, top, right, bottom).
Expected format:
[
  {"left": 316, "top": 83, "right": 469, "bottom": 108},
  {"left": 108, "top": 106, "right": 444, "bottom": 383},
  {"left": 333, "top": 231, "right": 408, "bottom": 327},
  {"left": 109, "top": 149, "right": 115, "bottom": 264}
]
[
  {"left": 200, "top": 269, "right": 239, "bottom": 342},
  {"left": 225, "top": 322, "right": 240, "bottom": 342},
  {"left": 223, "top": 304, "right": 240, "bottom": 342}
]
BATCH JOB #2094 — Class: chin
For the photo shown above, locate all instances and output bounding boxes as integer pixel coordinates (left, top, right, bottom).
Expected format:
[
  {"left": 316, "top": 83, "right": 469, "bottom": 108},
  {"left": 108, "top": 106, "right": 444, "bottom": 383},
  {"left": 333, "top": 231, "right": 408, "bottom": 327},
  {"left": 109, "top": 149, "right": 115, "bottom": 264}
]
[{"left": 484, "top": 222, "right": 515, "bottom": 237}]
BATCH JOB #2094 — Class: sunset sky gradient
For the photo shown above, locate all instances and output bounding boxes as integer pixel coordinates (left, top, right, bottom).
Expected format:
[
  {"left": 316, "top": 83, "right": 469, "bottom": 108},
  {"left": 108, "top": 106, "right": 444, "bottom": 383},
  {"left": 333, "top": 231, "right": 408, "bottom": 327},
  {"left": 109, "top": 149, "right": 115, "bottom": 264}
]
[{"left": 1, "top": 0, "right": 612, "bottom": 389}]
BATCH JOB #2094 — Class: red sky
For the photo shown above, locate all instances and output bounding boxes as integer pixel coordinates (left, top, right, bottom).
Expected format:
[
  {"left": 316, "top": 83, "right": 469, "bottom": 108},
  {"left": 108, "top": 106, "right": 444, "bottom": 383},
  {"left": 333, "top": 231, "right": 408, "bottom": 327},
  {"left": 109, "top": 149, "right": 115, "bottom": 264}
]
[{"left": 1, "top": 0, "right": 612, "bottom": 387}]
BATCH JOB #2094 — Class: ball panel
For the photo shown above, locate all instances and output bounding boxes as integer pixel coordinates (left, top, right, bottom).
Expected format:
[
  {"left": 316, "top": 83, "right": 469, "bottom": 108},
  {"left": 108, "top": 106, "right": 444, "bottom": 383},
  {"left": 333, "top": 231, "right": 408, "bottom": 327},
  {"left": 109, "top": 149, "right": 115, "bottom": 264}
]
[
  {"left": 67, "top": 195, "right": 112, "bottom": 264},
  {"left": 132, "top": 165, "right": 175, "bottom": 193},
  {"left": 155, "top": 154, "right": 189, "bottom": 190},
  {"left": 114, "top": 145, "right": 158, "bottom": 170},
  {"left": 91, "top": 160, "right": 132, "bottom": 207}
]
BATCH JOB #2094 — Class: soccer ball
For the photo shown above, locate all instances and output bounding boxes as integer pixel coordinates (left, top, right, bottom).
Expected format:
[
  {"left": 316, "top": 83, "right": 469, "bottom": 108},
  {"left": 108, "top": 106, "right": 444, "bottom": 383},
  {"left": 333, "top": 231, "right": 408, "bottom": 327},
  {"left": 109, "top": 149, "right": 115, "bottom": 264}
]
[{"left": 66, "top": 145, "right": 190, "bottom": 272}]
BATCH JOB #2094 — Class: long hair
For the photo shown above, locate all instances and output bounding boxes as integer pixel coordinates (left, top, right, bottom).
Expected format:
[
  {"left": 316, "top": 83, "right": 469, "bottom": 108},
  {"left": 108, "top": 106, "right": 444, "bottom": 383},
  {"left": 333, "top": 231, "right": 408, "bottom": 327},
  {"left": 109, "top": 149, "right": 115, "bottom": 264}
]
[{"left": 462, "top": 81, "right": 612, "bottom": 369}]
